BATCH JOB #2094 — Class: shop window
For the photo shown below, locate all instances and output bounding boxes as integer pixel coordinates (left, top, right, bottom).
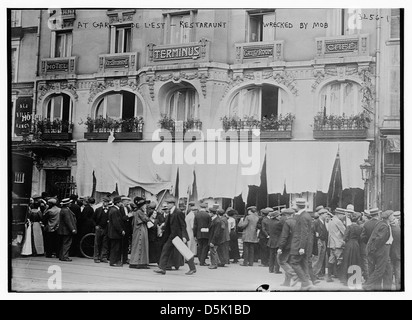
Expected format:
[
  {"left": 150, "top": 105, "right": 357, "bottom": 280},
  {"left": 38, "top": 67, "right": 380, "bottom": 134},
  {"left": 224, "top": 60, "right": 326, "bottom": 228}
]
[
  {"left": 247, "top": 10, "right": 276, "bottom": 42},
  {"left": 112, "top": 25, "right": 132, "bottom": 53},
  {"left": 229, "top": 85, "right": 289, "bottom": 120},
  {"left": 390, "top": 9, "right": 400, "bottom": 39},
  {"left": 52, "top": 31, "right": 73, "bottom": 58},
  {"left": 95, "top": 91, "right": 143, "bottom": 121},
  {"left": 46, "top": 94, "right": 73, "bottom": 124},
  {"left": 167, "top": 88, "right": 199, "bottom": 123},
  {"left": 319, "top": 81, "right": 361, "bottom": 116}
]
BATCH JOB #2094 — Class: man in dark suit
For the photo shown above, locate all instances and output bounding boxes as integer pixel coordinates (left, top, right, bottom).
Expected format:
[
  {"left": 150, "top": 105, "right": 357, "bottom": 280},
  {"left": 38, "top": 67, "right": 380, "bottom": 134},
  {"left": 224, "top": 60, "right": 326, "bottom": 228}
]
[
  {"left": 193, "top": 203, "right": 211, "bottom": 266},
  {"left": 57, "top": 198, "right": 77, "bottom": 262},
  {"left": 257, "top": 208, "right": 270, "bottom": 267},
  {"left": 289, "top": 198, "right": 314, "bottom": 290},
  {"left": 69, "top": 194, "right": 81, "bottom": 256},
  {"left": 108, "top": 196, "right": 125, "bottom": 267},
  {"left": 119, "top": 196, "right": 133, "bottom": 264},
  {"left": 360, "top": 207, "right": 381, "bottom": 279},
  {"left": 154, "top": 196, "right": 196, "bottom": 275},
  {"left": 264, "top": 208, "right": 283, "bottom": 274},
  {"left": 207, "top": 208, "right": 222, "bottom": 269},
  {"left": 312, "top": 208, "right": 329, "bottom": 279},
  {"left": 93, "top": 197, "right": 110, "bottom": 263},
  {"left": 390, "top": 214, "right": 401, "bottom": 290},
  {"left": 363, "top": 210, "right": 394, "bottom": 291},
  {"left": 217, "top": 209, "right": 230, "bottom": 266},
  {"left": 277, "top": 208, "right": 298, "bottom": 286}
]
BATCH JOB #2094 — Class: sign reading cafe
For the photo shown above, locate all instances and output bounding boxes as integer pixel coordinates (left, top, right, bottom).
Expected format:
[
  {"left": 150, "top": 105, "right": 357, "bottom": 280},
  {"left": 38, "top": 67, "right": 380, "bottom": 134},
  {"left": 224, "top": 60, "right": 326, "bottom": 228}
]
[
  {"left": 325, "top": 39, "right": 359, "bottom": 54},
  {"left": 14, "top": 97, "right": 33, "bottom": 136},
  {"left": 243, "top": 46, "right": 274, "bottom": 59}
]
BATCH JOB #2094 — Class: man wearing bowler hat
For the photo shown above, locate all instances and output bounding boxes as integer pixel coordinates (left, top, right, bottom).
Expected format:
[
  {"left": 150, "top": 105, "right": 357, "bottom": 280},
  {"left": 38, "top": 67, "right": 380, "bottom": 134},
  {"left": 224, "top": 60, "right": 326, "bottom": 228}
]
[
  {"left": 154, "top": 196, "right": 197, "bottom": 275},
  {"left": 108, "top": 196, "right": 125, "bottom": 267},
  {"left": 289, "top": 198, "right": 314, "bottom": 290},
  {"left": 57, "top": 198, "right": 77, "bottom": 262}
]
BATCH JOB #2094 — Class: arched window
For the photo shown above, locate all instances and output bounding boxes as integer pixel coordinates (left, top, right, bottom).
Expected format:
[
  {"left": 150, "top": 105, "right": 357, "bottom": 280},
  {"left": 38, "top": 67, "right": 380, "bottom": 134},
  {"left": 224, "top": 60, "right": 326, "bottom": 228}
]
[
  {"left": 229, "top": 85, "right": 289, "bottom": 120},
  {"left": 168, "top": 88, "right": 199, "bottom": 121},
  {"left": 320, "top": 81, "right": 361, "bottom": 116},
  {"left": 46, "top": 93, "right": 73, "bottom": 121},
  {"left": 94, "top": 91, "right": 143, "bottom": 120}
]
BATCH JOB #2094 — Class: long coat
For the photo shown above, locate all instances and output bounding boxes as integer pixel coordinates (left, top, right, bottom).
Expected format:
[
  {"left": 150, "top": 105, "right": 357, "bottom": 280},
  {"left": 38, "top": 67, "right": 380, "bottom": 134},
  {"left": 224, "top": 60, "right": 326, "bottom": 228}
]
[
  {"left": 265, "top": 218, "right": 283, "bottom": 249},
  {"left": 342, "top": 224, "right": 362, "bottom": 280},
  {"left": 327, "top": 216, "right": 346, "bottom": 249},
  {"left": 130, "top": 209, "right": 150, "bottom": 265},
  {"left": 193, "top": 210, "right": 211, "bottom": 239},
  {"left": 57, "top": 206, "right": 77, "bottom": 236},
  {"left": 185, "top": 210, "right": 197, "bottom": 255},
  {"left": 209, "top": 216, "right": 223, "bottom": 246},
  {"left": 108, "top": 205, "right": 124, "bottom": 240},
  {"left": 366, "top": 220, "right": 391, "bottom": 255},
  {"left": 390, "top": 224, "right": 401, "bottom": 261},
  {"left": 360, "top": 218, "right": 380, "bottom": 244},
  {"left": 238, "top": 213, "right": 259, "bottom": 243},
  {"left": 290, "top": 210, "right": 313, "bottom": 255}
]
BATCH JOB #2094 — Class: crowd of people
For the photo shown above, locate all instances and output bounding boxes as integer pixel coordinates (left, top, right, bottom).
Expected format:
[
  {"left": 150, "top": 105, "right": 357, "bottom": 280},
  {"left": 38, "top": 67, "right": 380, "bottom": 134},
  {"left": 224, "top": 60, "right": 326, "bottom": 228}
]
[{"left": 20, "top": 193, "right": 401, "bottom": 291}]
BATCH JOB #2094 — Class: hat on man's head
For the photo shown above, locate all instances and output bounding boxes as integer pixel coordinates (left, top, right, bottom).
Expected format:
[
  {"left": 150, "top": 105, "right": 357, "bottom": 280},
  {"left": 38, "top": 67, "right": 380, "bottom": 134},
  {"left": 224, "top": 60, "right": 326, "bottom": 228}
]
[
  {"left": 261, "top": 207, "right": 274, "bottom": 215},
  {"left": 393, "top": 211, "right": 401, "bottom": 218},
  {"left": 281, "top": 208, "right": 295, "bottom": 215},
  {"left": 209, "top": 207, "right": 217, "bottom": 214},
  {"left": 212, "top": 204, "right": 220, "bottom": 210},
  {"left": 291, "top": 205, "right": 299, "bottom": 212},
  {"left": 350, "top": 211, "right": 362, "bottom": 222},
  {"left": 102, "top": 197, "right": 111, "bottom": 203},
  {"left": 315, "top": 205, "right": 324, "bottom": 212},
  {"left": 192, "top": 206, "right": 199, "bottom": 211},
  {"left": 268, "top": 210, "right": 280, "bottom": 218},
  {"left": 32, "top": 194, "right": 42, "bottom": 199},
  {"left": 367, "top": 208, "right": 380, "bottom": 216},
  {"left": 121, "top": 196, "right": 131, "bottom": 201},
  {"left": 165, "top": 196, "right": 176, "bottom": 204},
  {"left": 217, "top": 209, "right": 225, "bottom": 215},
  {"left": 346, "top": 204, "right": 355, "bottom": 214},
  {"left": 113, "top": 196, "right": 122, "bottom": 204},
  {"left": 334, "top": 208, "right": 346, "bottom": 215},
  {"left": 188, "top": 201, "right": 196, "bottom": 206},
  {"left": 381, "top": 210, "right": 394, "bottom": 220},
  {"left": 199, "top": 202, "right": 208, "bottom": 209},
  {"left": 295, "top": 198, "right": 307, "bottom": 207},
  {"left": 318, "top": 208, "right": 328, "bottom": 215},
  {"left": 88, "top": 197, "right": 96, "bottom": 204},
  {"left": 60, "top": 198, "right": 72, "bottom": 206},
  {"left": 47, "top": 198, "right": 57, "bottom": 204},
  {"left": 133, "top": 196, "right": 150, "bottom": 207},
  {"left": 247, "top": 206, "right": 257, "bottom": 212}
]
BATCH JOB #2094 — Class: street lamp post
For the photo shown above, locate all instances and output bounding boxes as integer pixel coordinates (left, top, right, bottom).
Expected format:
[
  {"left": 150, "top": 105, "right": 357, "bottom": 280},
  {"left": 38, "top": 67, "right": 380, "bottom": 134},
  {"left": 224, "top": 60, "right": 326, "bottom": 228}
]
[{"left": 360, "top": 160, "right": 372, "bottom": 210}]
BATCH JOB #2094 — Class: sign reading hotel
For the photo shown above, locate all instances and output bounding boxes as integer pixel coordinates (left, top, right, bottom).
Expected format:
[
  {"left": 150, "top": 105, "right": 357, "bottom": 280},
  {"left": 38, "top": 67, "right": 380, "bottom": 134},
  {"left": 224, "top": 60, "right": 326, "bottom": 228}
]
[
  {"left": 243, "top": 46, "right": 274, "bottom": 59},
  {"left": 14, "top": 97, "right": 33, "bottom": 136},
  {"left": 45, "top": 60, "right": 69, "bottom": 72},
  {"left": 105, "top": 56, "right": 130, "bottom": 69},
  {"left": 325, "top": 39, "right": 359, "bottom": 54},
  {"left": 152, "top": 45, "right": 201, "bottom": 61}
]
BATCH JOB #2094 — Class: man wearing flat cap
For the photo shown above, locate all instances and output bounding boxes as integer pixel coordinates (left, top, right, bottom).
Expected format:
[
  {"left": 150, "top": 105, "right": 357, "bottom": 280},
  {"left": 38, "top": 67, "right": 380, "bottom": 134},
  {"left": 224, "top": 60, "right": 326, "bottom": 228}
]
[
  {"left": 264, "top": 209, "right": 282, "bottom": 274},
  {"left": 43, "top": 198, "right": 60, "bottom": 258},
  {"left": 326, "top": 208, "right": 346, "bottom": 283},
  {"left": 193, "top": 203, "right": 211, "bottom": 266},
  {"left": 154, "top": 196, "right": 197, "bottom": 275},
  {"left": 360, "top": 207, "right": 381, "bottom": 280},
  {"left": 108, "top": 196, "right": 125, "bottom": 267},
  {"left": 57, "top": 198, "right": 77, "bottom": 261},
  {"left": 363, "top": 210, "right": 395, "bottom": 290},
  {"left": 238, "top": 206, "right": 259, "bottom": 267},
  {"left": 289, "top": 198, "right": 314, "bottom": 290}
]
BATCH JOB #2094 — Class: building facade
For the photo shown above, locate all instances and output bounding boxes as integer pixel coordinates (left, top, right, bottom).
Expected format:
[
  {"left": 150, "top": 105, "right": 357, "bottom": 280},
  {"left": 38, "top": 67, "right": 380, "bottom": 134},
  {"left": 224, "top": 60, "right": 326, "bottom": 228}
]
[{"left": 10, "top": 8, "right": 402, "bottom": 213}]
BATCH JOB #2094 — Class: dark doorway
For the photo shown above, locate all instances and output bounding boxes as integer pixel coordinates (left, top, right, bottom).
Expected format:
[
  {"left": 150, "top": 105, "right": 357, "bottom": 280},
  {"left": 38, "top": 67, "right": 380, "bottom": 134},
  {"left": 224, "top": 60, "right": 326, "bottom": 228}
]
[{"left": 45, "top": 169, "right": 71, "bottom": 199}]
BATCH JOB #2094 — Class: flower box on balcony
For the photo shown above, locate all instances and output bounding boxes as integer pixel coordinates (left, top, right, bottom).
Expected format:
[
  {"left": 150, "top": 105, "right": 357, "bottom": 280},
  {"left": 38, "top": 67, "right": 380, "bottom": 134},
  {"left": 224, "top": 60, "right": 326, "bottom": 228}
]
[
  {"left": 260, "top": 130, "right": 292, "bottom": 140},
  {"left": 313, "top": 129, "right": 367, "bottom": 139},
  {"left": 115, "top": 132, "right": 143, "bottom": 140},
  {"left": 41, "top": 132, "right": 73, "bottom": 141},
  {"left": 84, "top": 132, "right": 110, "bottom": 140}
]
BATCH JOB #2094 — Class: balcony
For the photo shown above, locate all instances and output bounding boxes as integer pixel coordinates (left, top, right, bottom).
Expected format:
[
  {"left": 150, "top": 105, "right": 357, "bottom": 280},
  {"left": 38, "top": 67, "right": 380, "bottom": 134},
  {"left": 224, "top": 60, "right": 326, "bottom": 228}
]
[
  {"left": 313, "top": 112, "right": 370, "bottom": 140},
  {"left": 82, "top": 117, "right": 144, "bottom": 141},
  {"left": 158, "top": 117, "right": 203, "bottom": 141},
  {"left": 33, "top": 118, "right": 73, "bottom": 141},
  {"left": 234, "top": 41, "right": 284, "bottom": 64},
  {"left": 98, "top": 52, "right": 139, "bottom": 73},
  {"left": 147, "top": 38, "right": 210, "bottom": 66},
  {"left": 40, "top": 57, "right": 77, "bottom": 76},
  {"left": 315, "top": 34, "right": 370, "bottom": 58}
]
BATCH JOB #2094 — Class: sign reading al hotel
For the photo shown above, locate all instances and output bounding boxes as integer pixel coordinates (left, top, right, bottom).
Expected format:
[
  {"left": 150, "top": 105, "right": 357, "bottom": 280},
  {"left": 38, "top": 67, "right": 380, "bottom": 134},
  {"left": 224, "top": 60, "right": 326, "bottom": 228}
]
[{"left": 153, "top": 45, "right": 201, "bottom": 61}]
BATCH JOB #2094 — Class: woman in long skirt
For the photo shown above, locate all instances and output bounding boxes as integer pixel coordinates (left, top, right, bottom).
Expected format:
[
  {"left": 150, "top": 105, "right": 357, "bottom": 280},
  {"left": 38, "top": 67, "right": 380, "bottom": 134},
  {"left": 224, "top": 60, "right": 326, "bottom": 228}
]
[
  {"left": 129, "top": 197, "right": 150, "bottom": 269},
  {"left": 21, "top": 201, "right": 44, "bottom": 256},
  {"left": 227, "top": 208, "right": 240, "bottom": 263},
  {"left": 147, "top": 204, "right": 162, "bottom": 264},
  {"left": 341, "top": 212, "right": 362, "bottom": 285}
]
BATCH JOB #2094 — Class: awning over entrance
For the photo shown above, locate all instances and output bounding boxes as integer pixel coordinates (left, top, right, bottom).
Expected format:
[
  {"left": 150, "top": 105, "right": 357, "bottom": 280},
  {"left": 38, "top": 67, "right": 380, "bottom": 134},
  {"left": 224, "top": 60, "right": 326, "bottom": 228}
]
[{"left": 76, "top": 140, "right": 369, "bottom": 199}]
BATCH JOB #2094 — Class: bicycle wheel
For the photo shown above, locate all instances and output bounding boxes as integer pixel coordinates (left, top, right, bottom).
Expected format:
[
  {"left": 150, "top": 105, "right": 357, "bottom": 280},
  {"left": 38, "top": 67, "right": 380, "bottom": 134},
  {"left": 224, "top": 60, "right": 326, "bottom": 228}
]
[{"left": 79, "top": 233, "right": 95, "bottom": 259}]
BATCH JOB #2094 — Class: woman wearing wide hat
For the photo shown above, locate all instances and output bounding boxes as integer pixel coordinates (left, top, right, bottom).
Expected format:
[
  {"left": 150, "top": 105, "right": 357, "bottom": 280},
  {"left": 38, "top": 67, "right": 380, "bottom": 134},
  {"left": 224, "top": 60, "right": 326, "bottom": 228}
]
[{"left": 129, "top": 197, "right": 151, "bottom": 269}]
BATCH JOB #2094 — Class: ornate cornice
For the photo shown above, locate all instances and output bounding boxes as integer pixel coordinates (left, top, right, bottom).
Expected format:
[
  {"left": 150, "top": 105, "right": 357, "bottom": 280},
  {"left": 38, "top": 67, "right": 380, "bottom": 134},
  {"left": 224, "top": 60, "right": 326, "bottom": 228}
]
[
  {"left": 37, "top": 81, "right": 78, "bottom": 103},
  {"left": 87, "top": 77, "right": 140, "bottom": 103}
]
